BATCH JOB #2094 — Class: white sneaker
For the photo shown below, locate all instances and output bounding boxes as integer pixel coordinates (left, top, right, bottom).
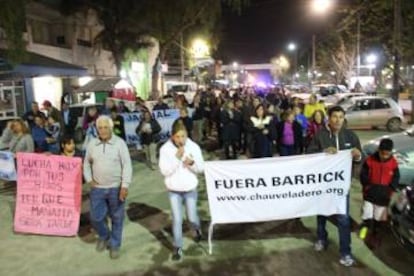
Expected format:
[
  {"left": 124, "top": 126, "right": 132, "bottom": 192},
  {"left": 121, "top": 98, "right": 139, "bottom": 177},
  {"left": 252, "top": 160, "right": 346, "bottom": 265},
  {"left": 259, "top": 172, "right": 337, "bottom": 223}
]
[
  {"left": 314, "top": 240, "right": 327, "bottom": 251},
  {"left": 339, "top": 255, "right": 355, "bottom": 267}
]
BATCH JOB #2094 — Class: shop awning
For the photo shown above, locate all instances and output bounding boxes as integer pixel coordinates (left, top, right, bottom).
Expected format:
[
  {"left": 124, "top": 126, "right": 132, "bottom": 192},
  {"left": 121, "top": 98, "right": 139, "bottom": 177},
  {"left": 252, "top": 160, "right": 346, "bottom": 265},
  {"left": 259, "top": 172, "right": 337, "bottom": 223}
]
[
  {"left": 75, "top": 77, "right": 122, "bottom": 93},
  {"left": 0, "top": 50, "right": 88, "bottom": 78}
]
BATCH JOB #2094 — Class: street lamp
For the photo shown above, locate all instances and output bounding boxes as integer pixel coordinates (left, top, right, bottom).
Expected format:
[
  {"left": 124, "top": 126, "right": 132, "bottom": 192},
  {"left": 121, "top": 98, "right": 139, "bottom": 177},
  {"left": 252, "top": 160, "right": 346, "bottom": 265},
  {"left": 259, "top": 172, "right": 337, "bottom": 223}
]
[
  {"left": 312, "top": 0, "right": 333, "bottom": 14},
  {"left": 366, "top": 54, "right": 377, "bottom": 64},
  {"left": 310, "top": 0, "right": 334, "bottom": 81},
  {"left": 287, "top": 42, "right": 298, "bottom": 82},
  {"left": 191, "top": 39, "right": 209, "bottom": 59}
]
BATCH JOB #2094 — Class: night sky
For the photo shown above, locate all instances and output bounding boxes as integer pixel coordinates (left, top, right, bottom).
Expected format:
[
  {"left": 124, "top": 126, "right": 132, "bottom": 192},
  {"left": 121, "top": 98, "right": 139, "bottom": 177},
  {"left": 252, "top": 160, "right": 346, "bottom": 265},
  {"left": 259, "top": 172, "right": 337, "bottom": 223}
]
[{"left": 216, "top": 0, "right": 339, "bottom": 64}]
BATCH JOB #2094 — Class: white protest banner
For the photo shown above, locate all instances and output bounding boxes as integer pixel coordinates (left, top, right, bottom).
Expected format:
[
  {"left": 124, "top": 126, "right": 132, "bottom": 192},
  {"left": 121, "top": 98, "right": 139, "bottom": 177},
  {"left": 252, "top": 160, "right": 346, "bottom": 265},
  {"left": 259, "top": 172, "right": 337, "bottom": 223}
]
[
  {"left": 0, "top": 151, "right": 16, "bottom": 181},
  {"left": 204, "top": 150, "right": 352, "bottom": 254},
  {"left": 121, "top": 109, "right": 180, "bottom": 146}
]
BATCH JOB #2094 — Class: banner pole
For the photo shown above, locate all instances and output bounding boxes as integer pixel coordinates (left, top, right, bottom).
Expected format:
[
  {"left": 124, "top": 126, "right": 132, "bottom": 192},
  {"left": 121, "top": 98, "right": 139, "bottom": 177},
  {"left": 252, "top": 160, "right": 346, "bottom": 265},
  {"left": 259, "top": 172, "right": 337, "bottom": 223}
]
[{"left": 208, "top": 222, "right": 214, "bottom": 255}]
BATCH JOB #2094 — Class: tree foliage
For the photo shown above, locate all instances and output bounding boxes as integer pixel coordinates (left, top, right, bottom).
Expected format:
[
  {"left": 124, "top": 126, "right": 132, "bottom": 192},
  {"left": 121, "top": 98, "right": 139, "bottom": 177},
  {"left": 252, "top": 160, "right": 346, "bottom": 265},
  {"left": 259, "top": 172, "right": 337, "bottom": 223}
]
[
  {"left": 317, "top": 0, "right": 414, "bottom": 84},
  {"left": 61, "top": 0, "right": 247, "bottom": 68},
  {"left": 0, "top": 0, "right": 27, "bottom": 64}
]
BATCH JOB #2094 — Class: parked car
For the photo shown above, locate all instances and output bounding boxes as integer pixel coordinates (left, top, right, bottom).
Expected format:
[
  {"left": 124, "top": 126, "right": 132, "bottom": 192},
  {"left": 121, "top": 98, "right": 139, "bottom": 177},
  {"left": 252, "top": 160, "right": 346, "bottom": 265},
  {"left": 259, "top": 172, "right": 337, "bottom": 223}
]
[
  {"left": 292, "top": 84, "right": 349, "bottom": 105},
  {"left": 362, "top": 126, "right": 414, "bottom": 188},
  {"left": 341, "top": 96, "right": 404, "bottom": 132},
  {"left": 390, "top": 185, "right": 414, "bottom": 253},
  {"left": 312, "top": 84, "right": 349, "bottom": 97},
  {"left": 165, "top": 82, "right": 197, "bottom": 104},
  {"left": 69, "top": 103, "right": 104, "bottom": 143},
  {"left": 325, "top": 92, "right": 367, "bottom": 109}
]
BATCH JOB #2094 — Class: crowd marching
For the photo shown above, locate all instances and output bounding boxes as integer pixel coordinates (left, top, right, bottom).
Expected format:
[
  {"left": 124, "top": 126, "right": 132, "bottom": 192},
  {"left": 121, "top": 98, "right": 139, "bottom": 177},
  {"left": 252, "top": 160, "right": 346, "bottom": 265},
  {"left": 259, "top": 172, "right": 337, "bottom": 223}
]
[{"left": 0, "top": 86, "right": 399, "bottom": 266}]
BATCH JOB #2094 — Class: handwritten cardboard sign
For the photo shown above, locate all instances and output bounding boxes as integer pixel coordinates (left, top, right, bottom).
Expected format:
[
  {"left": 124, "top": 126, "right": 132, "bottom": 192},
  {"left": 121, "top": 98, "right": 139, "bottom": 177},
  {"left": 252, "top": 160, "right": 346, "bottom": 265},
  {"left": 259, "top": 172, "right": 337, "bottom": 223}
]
[{"left": 14, "top": 153, "right": 82, "bottom": 236}]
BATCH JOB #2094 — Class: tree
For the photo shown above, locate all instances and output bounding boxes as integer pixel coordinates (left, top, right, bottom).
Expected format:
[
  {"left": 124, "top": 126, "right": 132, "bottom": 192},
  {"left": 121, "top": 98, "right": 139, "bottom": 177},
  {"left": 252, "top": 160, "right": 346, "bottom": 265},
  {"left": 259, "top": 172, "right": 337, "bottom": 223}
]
[
  {"left": 62, "top": 0, "right": 248, "bottom": 98},
  {"left": 60, "top": 0, "right": 153, "bottom": 71},
  {"left": 0, "top": 0, "right": 27, "bottom": 64},
  {"left": 319, "top": 0, "right": 414, "bottom": 99},
  {"left": 136, "top": 0, "right": 248, "bottom": 98},
  {"left": 316, "top": 31, "right": 356, "bottom": 86}
]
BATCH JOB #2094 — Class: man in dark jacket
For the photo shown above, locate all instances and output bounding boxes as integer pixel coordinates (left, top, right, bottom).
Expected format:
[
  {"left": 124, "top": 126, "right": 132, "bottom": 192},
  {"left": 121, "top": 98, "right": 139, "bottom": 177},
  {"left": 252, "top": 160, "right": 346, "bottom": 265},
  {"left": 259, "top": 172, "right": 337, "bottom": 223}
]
[
  {"left": 359, "top": 138, "right": 399, "bottom": 243},
  {"left": 306, "top": 105, "right": 363, "bottom": 267},
  {"left": 110, "top": 108, "right": 126, "bottom": 141},
  {"left": 61, "top": 102, "right": 77, "bottom": 136}
]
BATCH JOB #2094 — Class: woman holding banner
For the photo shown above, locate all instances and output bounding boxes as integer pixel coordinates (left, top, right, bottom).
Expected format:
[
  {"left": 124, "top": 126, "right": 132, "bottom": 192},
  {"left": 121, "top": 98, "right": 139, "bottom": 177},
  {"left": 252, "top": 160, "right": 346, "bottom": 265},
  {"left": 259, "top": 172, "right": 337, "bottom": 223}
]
[{"left": 159, "top": 119, "right": 204, "bottom": 261}]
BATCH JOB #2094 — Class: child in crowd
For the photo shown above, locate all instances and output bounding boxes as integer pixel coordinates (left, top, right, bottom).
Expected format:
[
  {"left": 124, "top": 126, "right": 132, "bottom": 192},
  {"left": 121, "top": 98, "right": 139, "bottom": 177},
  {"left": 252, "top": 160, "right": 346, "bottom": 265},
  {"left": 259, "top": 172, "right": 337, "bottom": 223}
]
[
  {"left": 45, "top": 115, "right": 61, "bottom": 154},
  {"left": 61, "top": 135, "right": 83, "bottom": 158},
  {"left": 359, "top": 138, "right": 399, "bottom": 246}
]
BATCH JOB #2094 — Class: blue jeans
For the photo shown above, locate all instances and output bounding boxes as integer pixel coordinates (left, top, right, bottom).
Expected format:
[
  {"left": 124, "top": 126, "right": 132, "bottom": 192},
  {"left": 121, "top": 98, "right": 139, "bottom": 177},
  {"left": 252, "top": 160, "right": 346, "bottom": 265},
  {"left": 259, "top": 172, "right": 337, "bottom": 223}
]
[
  {"left": 316, "top": 194, "right": 351, "bottom": 257},
  {"left": 89, "top": 187, "right": 125, "bottom": 249},
  {"left": 169, "top": 190, "right": 201, "bottom": 248}
]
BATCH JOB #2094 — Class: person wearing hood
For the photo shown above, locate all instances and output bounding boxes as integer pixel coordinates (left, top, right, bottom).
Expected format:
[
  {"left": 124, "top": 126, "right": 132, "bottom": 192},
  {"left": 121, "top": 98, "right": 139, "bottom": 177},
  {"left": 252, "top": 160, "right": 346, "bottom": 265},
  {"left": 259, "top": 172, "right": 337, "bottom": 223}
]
[{"left": 306, "top": 105, "right": 363, "bottom": 267}]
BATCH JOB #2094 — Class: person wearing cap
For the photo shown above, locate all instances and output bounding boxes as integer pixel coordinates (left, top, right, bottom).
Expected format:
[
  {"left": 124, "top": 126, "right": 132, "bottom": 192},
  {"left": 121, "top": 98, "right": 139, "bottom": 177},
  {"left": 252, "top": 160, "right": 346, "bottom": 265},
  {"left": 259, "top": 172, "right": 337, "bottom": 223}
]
[
  {"left": 359, "top": 138, "right": 399, "bottom": 246},
  {"left": 306, "top": 105, "right": 363, "bottom": 267}
]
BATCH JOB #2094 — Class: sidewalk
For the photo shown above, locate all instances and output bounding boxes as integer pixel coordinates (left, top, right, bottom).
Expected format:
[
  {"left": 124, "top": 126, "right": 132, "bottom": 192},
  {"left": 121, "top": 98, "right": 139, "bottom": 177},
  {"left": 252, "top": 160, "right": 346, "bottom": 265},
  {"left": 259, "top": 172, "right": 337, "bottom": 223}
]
[{"left": 0, "top": 156, "right": 403, "bottom": 276}]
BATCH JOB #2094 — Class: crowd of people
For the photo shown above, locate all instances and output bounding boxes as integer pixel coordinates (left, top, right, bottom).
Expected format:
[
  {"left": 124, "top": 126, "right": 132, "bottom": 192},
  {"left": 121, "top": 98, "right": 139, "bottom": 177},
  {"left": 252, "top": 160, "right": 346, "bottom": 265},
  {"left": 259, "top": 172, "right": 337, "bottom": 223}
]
[{"left": 0, "top": 87, "right": 400, "bottom": 266}]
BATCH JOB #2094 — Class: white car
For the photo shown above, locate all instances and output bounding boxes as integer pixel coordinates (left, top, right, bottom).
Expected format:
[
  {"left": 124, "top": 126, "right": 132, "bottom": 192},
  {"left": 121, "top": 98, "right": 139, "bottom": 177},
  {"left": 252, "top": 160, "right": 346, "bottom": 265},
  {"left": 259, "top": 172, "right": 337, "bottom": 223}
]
[
  {"left": 325, "top": 92, "right": 367, "bottom": 109},
  {"left": 341, "top": 96, "right": 405, "bottom": 132}
]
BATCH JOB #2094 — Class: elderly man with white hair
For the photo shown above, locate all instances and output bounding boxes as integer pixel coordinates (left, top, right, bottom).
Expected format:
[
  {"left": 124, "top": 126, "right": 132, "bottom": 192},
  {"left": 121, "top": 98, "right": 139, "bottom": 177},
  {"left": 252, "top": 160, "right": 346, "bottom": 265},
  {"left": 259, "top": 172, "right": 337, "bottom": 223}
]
[{"left": 83, "top": 115, "right": 132, "bottom": 259}]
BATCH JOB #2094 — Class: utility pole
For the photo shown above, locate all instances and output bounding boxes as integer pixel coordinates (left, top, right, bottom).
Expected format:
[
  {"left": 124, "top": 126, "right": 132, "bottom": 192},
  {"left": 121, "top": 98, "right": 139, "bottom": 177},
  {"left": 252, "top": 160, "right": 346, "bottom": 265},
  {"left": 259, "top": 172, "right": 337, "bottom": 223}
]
[
  {"left": 392, "top": 0, "right": 401, "bottom": 102},
  {"left": 312, "top": 34, "right": 316, "bottom": 72},
  {"left": 310, "top": 34, "right": 316, "bottom": 87},
  {"left": 356, "top": 13, "right": 361, "bottom": 79},
  {"left": 180, "top": 32, "right": 184, "bottom": 82}
]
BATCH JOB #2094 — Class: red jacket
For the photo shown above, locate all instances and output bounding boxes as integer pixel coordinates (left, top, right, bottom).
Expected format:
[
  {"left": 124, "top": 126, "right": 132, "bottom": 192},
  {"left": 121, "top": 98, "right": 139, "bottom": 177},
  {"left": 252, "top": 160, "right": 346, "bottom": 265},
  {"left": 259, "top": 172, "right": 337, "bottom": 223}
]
[{"left": 360, "top": 152, "right": 400, "bottom": 206}]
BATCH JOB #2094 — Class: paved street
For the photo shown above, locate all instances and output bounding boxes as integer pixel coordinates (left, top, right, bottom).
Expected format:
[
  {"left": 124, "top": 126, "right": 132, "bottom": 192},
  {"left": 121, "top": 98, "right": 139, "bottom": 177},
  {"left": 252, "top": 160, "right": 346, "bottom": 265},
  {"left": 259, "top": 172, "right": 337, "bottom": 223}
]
[{"left": 0, "top": 129, "right": 413, "bottom": 276}]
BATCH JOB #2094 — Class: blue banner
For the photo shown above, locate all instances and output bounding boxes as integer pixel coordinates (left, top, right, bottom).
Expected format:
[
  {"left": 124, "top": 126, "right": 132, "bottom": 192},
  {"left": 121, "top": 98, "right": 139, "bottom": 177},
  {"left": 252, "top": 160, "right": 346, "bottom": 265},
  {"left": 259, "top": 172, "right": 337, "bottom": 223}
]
[{"left": 121, "top": 109, "right": 180, "bottom": 146}]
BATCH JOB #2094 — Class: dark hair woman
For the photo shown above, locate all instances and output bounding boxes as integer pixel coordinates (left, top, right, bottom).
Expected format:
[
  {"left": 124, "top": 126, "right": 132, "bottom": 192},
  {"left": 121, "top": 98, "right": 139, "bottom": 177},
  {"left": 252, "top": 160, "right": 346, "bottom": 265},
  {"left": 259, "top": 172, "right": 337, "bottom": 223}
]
[
  {"left": 249, "top": 104, "right": 276, "bottom": 158},
  {"left": 276, "top": 110, "right": 303, "bottom": 156},
  {"left": 305, "top": 110, "right": 326, "bottom": 149}
]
